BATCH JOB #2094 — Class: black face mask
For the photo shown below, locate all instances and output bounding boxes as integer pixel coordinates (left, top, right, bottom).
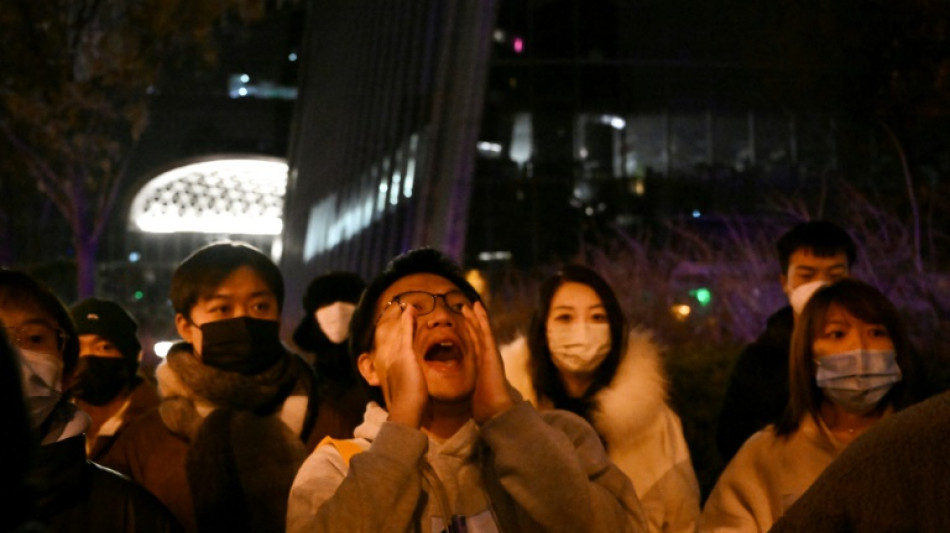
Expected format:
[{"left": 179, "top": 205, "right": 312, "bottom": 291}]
[
  {"left": 199, "top": 316, "right": 284, "bottom": 375},
  {"left": 71, "top": 356, "right": 134, "bottom": 406}
]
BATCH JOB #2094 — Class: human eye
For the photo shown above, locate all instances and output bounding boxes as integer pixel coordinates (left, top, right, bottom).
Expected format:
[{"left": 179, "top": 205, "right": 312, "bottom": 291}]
[
  {"left": 22, "top": 325, "right": 56, "bottom": 351},
  {"left": 820, "top": 324, "right": 846, "bottom": 339},
  {"left": 98, "top": 341, "right": 117, "bottom": 352},
  {"left": 552, "top": 312, "right": 574, "bottom": 323},
  {"left": 868, "top": 325, "right": 891, "bottom": 338},
  {"left": 398, "top": 293, "right": 429, "bottom": 312},
  {"left": 446, "top": 292, "right": 472, "bottom": 312},
  {"left": 590, "top": 311, "right": 609, "bottom": 323}
]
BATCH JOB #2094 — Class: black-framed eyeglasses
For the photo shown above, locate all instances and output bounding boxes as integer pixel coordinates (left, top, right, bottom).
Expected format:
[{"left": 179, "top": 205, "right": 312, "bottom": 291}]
[
  {"left": 376, "top": 290, "right": 472, "bottom": 323},
  {"left": 3, "top": 323, "right": 69, "bottom": 354}
]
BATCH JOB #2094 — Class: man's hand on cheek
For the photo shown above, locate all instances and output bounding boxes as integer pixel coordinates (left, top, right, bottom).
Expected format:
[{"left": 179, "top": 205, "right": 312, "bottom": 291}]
[
  {"left": 376, "top": 305, "right": 428, "bottom": 428},
  {"left": 464, "top": 302, "right": 516, "bottom": 424}
]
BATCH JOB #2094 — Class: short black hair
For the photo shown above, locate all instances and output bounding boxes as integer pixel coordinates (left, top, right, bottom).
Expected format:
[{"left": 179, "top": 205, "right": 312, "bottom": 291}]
[
  {"left": 776, "top": 220, "right": 857, "bottom": 274},
  {"left": 349, "top": 248, "right": 481, "bottom": 359},
  {"left": 170, "top": 241, "right": 284, "bottom": 318},
  {"left": 0, "top": 269, "right": 80, "bottom": 376}
]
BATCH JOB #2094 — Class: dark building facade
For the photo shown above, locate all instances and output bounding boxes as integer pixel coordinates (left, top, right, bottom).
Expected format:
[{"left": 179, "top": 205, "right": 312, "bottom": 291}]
[{"left": 280, "top": 0, "right": 499, "bottom": 328}]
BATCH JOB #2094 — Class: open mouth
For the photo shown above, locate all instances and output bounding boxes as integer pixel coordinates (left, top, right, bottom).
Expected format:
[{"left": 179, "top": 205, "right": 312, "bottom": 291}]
[{"left": 424, "top": 341, "right": 462, "bottom": 363}]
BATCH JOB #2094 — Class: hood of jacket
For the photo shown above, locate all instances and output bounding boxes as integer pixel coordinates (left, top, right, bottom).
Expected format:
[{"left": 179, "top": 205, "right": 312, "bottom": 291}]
[{"left": 501, "top": 327, "right": 670, "bottom": 444}]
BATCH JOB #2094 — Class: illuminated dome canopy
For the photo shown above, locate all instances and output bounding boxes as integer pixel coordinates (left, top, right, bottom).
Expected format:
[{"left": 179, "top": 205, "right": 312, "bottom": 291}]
[{"left": 129, "top": 156, "right": 287, "bottom": 235}]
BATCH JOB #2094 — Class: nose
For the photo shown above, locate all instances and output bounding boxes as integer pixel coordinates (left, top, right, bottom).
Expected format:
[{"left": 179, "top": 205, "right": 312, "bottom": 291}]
[{"left": 425, "top": 297, "right": 456, "bottom": 328}]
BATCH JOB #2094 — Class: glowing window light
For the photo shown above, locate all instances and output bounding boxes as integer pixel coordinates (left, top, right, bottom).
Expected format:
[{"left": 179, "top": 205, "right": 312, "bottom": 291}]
[
  {"left": 404, "top": 134, "right": 418, "bottom": 198},
  {"left": 404, "top": 156, "right": 416, "bottom": 198},
  {"left": 513, "top": 37, "right": 524, "bottom": 53},
  {"left": 390, "top": 152, "right": 402, "bottom": 206},
  {"left": 377, "top": 181, "right": 388, "bottom": 214},
  {"left": 671, "top": 304, "right": 692, "bottom": 321},
  {"left": 129, "top": 157, "right": 287, "bottom": 235}
]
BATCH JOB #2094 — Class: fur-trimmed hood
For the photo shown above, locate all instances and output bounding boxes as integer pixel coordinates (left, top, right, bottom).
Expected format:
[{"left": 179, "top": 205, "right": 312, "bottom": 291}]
[
  {"left": 500, "top": 328, "right": 670, "bottom": 442},
  {"left": 502, "top": 329, "right": 701, "bottom": 533}
]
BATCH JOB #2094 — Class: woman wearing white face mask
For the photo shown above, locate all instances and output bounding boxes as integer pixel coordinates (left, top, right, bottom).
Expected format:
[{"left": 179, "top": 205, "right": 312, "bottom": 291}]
[
  {"left": 0, "top": 269, "right": 182, "bottom": 531},
  {"left": 701, "top": 278, "right": 930, "bottom": 532},
  {"left": 502, "top": 265, "right": 700, "bottom": 533}
]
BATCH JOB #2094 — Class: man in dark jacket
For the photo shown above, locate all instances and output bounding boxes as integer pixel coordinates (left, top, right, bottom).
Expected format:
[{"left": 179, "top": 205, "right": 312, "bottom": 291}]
[
  {"left": 1, "top": 269, "right": 181, "bottom": 533},
  {"left": 69, "top": 297, "right": 160, "bottom": 467},
  {"left": 715, "top": 221, "right": 856, "bottom": 463},
  {"left": 108, "top": 241, "right": 340, "bottom": 533}
]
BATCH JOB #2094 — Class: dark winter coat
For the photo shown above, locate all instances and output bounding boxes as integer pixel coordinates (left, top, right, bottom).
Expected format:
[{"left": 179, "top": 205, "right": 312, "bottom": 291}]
[
  {"left": 716, "top": 306, "right": 794, "bottom": 463},
  {"left": 108, "top": 343, "right": 334, "bottom": 533},
  {"left": 88, "top": 377, "right": 160, "bottom": 468},
  {"left": 769, "top": 389, "right": 950, "bottom": 532},
  {"left": 30, "top": 433, "right": 182, "bottom": 533}
]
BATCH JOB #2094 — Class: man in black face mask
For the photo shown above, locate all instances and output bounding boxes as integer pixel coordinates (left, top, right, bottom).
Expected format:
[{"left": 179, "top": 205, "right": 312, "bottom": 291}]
[
  {"left": 107, "top": 241, "right": 323, "bottom": 533},
  {"left": 69, "top": 297, "right": 159, "bottom": 467}
]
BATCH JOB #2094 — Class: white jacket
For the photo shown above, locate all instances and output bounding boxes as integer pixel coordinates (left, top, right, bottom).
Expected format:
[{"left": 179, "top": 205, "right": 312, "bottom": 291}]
[{"left": 502, "top": 329, "right": 701, "bottom": 533}]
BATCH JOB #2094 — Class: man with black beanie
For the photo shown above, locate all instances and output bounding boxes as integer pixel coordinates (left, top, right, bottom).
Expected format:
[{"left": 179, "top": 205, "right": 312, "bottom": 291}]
[{"left": 70, "top": 297, "right": 160, "bottom": 467}]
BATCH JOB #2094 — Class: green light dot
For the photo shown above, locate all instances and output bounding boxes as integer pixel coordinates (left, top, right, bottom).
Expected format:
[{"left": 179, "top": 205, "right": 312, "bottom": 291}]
[
  {"left": 133, "top": 290, "right": 144, "bottom": 300},
  {"left": 690, "top": 287, "right": 712, "bottom": 307}
]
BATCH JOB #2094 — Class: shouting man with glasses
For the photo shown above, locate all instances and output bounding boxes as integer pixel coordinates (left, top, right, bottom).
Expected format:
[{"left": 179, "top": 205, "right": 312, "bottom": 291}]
[{"left": 287, "top": 248, "right": 646, "bottom": 533}]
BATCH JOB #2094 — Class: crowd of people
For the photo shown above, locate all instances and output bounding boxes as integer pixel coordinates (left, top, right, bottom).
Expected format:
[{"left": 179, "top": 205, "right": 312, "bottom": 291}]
[{"left": 1, "top": 220, "right": 946, "bottom": 532}]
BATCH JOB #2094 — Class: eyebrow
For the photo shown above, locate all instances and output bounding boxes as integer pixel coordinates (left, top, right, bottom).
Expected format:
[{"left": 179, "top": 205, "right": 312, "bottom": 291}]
[
  {"left": 7, "top": 317, "right": 59, "bottom": 329},
  {"left": 203, "top": 289, "right": 275, "bottom": 302},
  {"left": 551, "top": 304, "right": 606, "bottom": 311}
]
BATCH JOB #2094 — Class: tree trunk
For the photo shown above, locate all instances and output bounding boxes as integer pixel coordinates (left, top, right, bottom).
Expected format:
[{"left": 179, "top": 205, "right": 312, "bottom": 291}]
[{"left": 74, "top": 232, "right": 100, "bottom": 299}]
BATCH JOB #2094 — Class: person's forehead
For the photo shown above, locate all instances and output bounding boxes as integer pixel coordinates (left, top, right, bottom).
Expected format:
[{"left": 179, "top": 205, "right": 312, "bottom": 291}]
[
  {"left": 789, "top": 248, "right": 849, "bottom": 268},
  {"left": 78, "top": 333, "right": 112, "bottom": 344},
  {"left": 200, "top": 265, "right": 276, "bottom": 300},
  {"left": 0, "top": 305, "right": 58, "bottom": 329},
  {"left": 550, "top": 282, "right": 603, "bottom": 308},
  {"left": 376, "top": 273, "right": 459, "bottom": 310}
]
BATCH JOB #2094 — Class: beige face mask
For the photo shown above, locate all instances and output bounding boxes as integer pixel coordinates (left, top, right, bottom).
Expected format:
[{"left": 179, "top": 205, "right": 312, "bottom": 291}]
[
  {"left": 546, "top": 323, "right": 612, "bottom": 375},
  {"left": 315, "top": 302, "right": 357, "bottom": 344}
]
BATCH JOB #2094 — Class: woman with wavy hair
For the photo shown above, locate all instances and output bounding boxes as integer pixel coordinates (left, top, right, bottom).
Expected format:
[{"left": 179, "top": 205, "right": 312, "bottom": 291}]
[{"left": 502, "top": 264, "right": 700, "bottom": 533}]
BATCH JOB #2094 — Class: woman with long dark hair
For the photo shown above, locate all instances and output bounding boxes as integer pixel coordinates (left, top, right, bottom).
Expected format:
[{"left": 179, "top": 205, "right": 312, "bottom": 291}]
[
  {"left": 701, "top": 278, "right": 929, "bottom": 532},
  {"left": 503, "top": 265, "right": 700, "bottom": 533}
]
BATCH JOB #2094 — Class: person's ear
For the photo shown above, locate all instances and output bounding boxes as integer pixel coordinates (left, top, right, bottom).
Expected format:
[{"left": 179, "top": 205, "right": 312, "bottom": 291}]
[
  {"left": 779, "top": 273, "right": 790, "bottom": 297},
  {"left": 357, "top": 352, "right": 380, "bottom": 386},
  {"left": 175, "top": 313, "right": 196, "bottom": 344}
]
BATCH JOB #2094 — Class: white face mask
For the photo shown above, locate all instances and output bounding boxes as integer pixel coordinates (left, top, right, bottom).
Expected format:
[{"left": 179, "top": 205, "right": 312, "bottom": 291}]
[
  {"left": 790, "top": 280, "right": 829, "bottom": 316},
  {"left": 546, "top": 323, "right": 612, "bottom": 375},
  {"left": 316, "top": 302, "right": 357, "bottom": 344},
  {"left": 17, "top": 347, "right": 64, "bottom": 429},
  {"left": 815, "top": 348, "right": 902, "bottom": 414}
]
